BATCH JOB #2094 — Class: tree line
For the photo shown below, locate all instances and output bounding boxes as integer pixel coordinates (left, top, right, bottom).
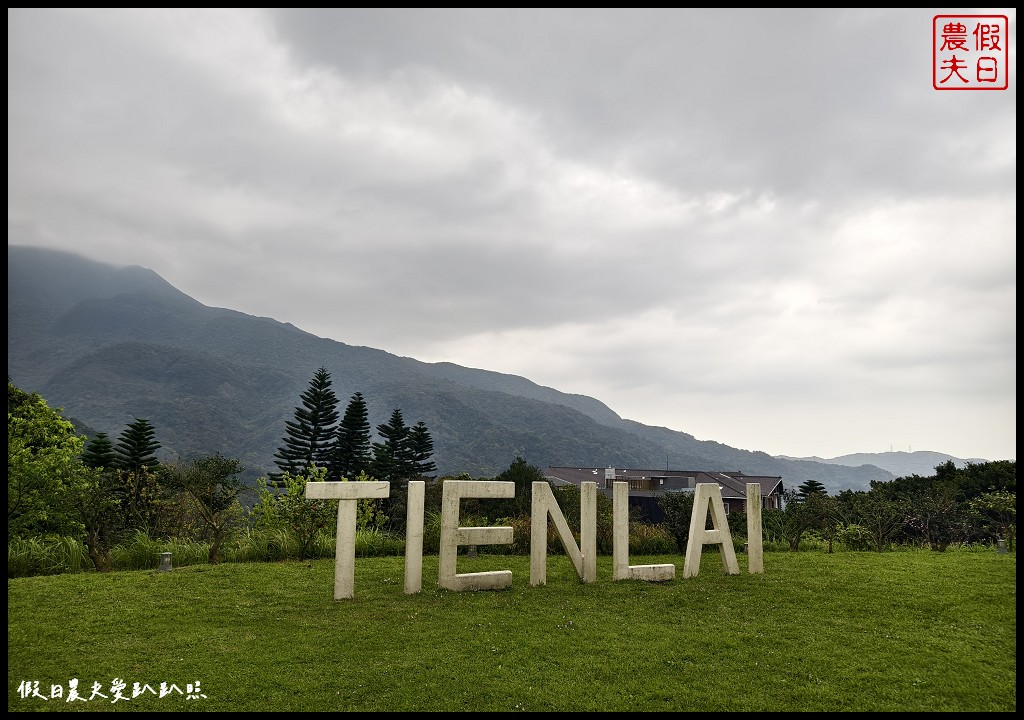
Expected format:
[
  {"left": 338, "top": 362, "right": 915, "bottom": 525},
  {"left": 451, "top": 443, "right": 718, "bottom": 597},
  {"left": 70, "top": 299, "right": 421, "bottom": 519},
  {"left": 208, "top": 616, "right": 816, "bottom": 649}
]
[
  {"left": 656, "top": 469, "right": 1016, "bottom": 555},
  {"left": 8, "top": 368, "right": 438, "bottom": 570},
  {"left": 7, "top": 373, "right": 1015, "bottom": 578}
]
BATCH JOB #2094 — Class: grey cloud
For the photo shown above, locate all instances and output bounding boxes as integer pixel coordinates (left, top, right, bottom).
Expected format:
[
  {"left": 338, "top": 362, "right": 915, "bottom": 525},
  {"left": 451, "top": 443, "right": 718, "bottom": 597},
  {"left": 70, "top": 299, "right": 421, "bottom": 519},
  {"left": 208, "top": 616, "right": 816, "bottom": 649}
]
[{"left": 8, "top": 8, "right": 1015, "bottom": 460}]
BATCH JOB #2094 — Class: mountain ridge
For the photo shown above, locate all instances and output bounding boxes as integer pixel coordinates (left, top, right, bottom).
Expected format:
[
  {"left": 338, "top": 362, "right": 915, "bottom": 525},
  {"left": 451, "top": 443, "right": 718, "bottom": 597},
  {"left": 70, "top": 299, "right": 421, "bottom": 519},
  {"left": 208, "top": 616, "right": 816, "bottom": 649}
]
[
  {"left": 9, "top": 245, "right": 987, "bottom": 492},
  {"left": 774, "top": 451, "right": 990, "bottom": 480}
]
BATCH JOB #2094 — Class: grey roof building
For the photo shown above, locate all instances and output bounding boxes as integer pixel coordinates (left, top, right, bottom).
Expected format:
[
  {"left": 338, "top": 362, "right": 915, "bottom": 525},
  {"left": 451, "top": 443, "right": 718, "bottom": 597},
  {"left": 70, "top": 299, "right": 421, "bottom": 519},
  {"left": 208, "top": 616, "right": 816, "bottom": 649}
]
[{"left": 544, "top": 466, "right": 785, "bottom": 517}]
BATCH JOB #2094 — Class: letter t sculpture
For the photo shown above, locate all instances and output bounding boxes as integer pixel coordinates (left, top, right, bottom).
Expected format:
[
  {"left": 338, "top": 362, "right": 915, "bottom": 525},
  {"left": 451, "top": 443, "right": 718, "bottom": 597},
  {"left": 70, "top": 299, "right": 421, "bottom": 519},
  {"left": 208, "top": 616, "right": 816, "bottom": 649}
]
[{"left": 305, "top": 480, "right": 390, "bottom": 599}]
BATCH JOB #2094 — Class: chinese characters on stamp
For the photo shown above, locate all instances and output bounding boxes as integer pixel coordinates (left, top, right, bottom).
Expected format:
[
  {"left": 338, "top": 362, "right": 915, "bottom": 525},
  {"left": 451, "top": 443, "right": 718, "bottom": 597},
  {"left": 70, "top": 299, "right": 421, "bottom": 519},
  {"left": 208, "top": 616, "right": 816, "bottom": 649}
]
[{"left": 934, "top": 15, "right": 1009, "bottom": 90}]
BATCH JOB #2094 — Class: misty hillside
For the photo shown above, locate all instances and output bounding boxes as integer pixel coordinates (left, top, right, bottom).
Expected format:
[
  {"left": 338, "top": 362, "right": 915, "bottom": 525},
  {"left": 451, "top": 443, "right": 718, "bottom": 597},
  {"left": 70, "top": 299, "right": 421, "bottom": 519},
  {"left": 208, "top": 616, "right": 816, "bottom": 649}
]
[
  {"left": 775, "top": 451, "right": 990, "bottom": 479},
  {"left": 7, "top": 244, "right": 927, "bottom": 493}
]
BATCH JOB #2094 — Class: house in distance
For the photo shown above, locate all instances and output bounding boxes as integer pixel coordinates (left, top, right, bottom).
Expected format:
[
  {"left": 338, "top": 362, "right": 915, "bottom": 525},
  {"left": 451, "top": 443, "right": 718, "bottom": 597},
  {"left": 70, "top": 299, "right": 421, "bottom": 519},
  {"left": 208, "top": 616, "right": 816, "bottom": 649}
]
[{"left": 543, "top": 466, "right": 785, "bottom": 523}]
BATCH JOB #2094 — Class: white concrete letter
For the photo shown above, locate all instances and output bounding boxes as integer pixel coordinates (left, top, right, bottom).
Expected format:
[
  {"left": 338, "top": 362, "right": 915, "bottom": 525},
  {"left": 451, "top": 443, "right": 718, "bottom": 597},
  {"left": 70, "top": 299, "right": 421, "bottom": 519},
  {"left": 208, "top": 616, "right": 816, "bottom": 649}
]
[
  {"left": 746, "top": 482, "right": 764, "bottom": 574},
  {"left": 438, "top": 480, "right": 514, "bottom": 591},
  {"left": 530, "top": 481, "right": 597, "bottom": 586},
  {"left": 305, "top": 480, "right": 390, "bottom": 600},
  {"left": 612, "top": 482, "right": 675, "bottom": 582},
  {"left": 682, "top": 483, "right": 740, "bottom": 578},
  {"left": 404, "top": 481, "right": 425, "bottom": 594}
]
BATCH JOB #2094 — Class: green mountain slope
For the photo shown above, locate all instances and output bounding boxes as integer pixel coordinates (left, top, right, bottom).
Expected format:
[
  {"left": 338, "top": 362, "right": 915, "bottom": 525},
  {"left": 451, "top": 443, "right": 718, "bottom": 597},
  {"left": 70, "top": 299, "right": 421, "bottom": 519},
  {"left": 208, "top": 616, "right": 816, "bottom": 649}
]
[{"left": 9, "top": 245, "right": 900, "bottom": 491}]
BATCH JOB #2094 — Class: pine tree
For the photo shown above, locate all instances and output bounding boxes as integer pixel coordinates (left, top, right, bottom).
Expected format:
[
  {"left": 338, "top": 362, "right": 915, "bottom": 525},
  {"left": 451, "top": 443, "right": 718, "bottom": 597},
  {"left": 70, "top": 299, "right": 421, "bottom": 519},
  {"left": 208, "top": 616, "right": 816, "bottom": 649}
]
[
  {"left": 408, "top": 421, "right": 437, "bottom": 477},
  {"left": 797, "top": 479, "right": 828, "bottom": 501},
  {"left": 371, "top": 408, "right": 413, "bottom": 484},
  {"left": 273, "top": 367, "right": 340, "bottom": 479},
  {"left": 114, "top": 419, "right": 161, "bottom": 473},
  {"left": 81, "top": 431, "right": 117, "bottom": 469},
  {"left": 329, "top": 392, "right": 373, "bottom": 481},
  {"left": 111, "top": 419, "right": 163, "bottom": 537}
]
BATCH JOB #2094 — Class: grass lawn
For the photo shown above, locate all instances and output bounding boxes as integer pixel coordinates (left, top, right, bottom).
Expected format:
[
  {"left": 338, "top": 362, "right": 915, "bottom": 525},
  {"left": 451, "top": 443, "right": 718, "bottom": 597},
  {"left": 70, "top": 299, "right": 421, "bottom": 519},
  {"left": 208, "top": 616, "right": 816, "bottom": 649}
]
[{"left": 7, "top": 548, "right": 1016, "bottom": 712}]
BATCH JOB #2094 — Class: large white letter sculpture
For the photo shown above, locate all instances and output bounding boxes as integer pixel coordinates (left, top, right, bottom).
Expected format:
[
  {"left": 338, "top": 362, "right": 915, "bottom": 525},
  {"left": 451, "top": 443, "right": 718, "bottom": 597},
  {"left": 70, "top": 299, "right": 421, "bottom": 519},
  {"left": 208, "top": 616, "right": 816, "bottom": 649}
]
[
  {"left": 682, "top": 483, "right": 740, "bottom": 578},
  {"left": 304, "top": 480, "right": 391, "bottom": 599},
  {"left": 746, "top": 483, "right": 764, "bottom": 574},
  {"left": 310, "top": 476, "right": 766, "bottom": 600},
  {"left": 404, "top": 480, "right": 426, "bottom": 594},
  {"left": 438, "top": 480, "right": 514, "bottom": 591},
  {"left": 612, "top": 482, "right": 675, "bottom": 582},
  {"left": 530, "top": 481, "right": 597, "bottom": 586}
]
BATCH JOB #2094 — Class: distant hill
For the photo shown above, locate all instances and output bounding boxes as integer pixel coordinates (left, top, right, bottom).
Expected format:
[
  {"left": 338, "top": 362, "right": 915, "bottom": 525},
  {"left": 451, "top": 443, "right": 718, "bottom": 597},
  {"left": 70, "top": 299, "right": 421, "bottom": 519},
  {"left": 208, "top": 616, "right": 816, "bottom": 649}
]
[
  {"left": 774, "top": 451, "right": 990, "bottom": 480},
  {"left": 9, "top": 245, "right": 903, "bottom": 493}
]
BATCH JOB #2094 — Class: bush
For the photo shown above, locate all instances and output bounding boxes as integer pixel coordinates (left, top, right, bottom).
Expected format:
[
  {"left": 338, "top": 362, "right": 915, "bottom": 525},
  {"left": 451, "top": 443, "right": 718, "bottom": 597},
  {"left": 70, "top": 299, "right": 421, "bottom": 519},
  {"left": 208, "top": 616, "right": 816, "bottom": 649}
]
[
  {"left": 836, "top": 523, "right": 874, "bottom": 551},
  {"left": 658, "top": 492, "right": 696, "bottom": 552},
  {"left": 8, "top": 536, "right": 88, "bottom": 577},
  {"left": 629, "top": 522, "right": 678, "bottom": 555},
  {"left": 503, "top": 516, "right": 532, "bottom": 556},
  {"left": 111, "top": 530, "right": 164, "bottom": 571},
  {"left": 422, "top": 510, "right": 442, "bottom": 556},
  {"left": 160, "top": 537, "right": 213, "bottom": 568},
  {"left": 792, "top": 531, "right": 829, "bottom": 552},
  {"left": 354, "top": 528, "right": 405, "bottom": 557},
  {"left": 225, "top": 527, "right": 296, "bottom": 563}
]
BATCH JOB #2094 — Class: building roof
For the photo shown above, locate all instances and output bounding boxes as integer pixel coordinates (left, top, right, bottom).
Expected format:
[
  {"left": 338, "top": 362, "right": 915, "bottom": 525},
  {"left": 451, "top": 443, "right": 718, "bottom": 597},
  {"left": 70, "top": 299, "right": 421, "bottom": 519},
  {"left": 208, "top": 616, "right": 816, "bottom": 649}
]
[{"left": 543, "top": 466, "right": 784, "bottom": 499}]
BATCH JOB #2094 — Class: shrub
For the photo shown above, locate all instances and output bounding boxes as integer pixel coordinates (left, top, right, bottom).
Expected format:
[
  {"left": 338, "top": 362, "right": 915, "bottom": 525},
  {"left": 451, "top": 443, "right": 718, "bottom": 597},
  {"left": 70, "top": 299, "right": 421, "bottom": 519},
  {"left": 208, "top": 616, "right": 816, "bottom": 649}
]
[
  {"left": 836, "top": 523, "right": 874, "bottom": 551},
  {"left": 8, "top": 536, "right": 88, "bottom": 577},
  {"left": 226, "top": 527, "right": 296, "bottom": 563},
  {"left": 111, "top": 530, "right": 163, "bottom": 571},
  {"left": 354, "top": 528, "right": 405, "bottom": 557},
  {"left": 422, "top": 510, "right": 443, "bottom": 556},
  {"left": 629, "top": 522, "right": 678, "bottom": 555},
  {"left": 161, "top": 537, "right": 212, "bottom": 568}
]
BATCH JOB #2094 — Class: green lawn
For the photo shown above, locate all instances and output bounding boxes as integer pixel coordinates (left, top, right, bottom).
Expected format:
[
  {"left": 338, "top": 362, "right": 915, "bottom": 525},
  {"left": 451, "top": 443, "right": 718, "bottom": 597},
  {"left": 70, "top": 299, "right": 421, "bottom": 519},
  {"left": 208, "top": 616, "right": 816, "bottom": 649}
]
[{"left": 7, "top": 549, "right": 1016, "bottom": 712}]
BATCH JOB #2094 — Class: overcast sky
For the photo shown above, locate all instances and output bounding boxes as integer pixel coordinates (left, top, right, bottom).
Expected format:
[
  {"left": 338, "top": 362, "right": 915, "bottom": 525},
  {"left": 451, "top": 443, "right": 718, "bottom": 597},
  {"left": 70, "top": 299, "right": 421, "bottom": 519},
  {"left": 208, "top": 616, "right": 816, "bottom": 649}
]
[{"left": 8, "top": 8, "right": 1016, "bottom": 462}]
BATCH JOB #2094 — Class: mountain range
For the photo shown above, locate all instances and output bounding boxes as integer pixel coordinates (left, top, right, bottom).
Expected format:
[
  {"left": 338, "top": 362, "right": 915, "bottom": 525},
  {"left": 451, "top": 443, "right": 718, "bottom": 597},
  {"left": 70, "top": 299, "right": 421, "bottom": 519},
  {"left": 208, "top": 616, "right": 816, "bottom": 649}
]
[{"left": 7, "top": 245, "right": 987, "bottom": 493}]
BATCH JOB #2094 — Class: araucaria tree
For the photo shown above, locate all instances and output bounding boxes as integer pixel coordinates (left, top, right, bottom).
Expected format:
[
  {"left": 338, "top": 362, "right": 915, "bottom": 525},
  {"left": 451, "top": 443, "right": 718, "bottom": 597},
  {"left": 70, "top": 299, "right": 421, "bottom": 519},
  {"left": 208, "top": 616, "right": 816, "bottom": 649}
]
[
  {"left": 371, "top": 410, "right": 437, "bottom": 484},
  {"left": 371, "top": 410, "right": 437, "bottom": 534},
  {"left": 273, "top": 367, "right": 340, "bottom": 479},
  {"left": 329, "top": 392, "right": 373, "bottom": 481},
  {"left": 110, "top": 418, "right": 165, "bottom": 536},
  {"left": 372, "top": 409, "right": 413, "bottom": 484},
  {"left": 114, "top": 418, "right": 161, "bottom": 474},
  {"left": 796, "top": 479, "right": 828, "bottom": 501},
  {"left": 408, "top": 421, "right": 437, "bottom": 477},
  {"left": 80, "top": 431, "right": 117, "bottom": 470}
]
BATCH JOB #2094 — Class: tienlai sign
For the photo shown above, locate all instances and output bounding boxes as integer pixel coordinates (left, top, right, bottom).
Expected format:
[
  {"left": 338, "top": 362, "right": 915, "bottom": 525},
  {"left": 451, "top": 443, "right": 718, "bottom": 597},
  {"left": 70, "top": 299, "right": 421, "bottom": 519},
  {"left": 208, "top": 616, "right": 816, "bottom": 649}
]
[{"left": 306, "top": 480, "right": 765, "bottom": 600}]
